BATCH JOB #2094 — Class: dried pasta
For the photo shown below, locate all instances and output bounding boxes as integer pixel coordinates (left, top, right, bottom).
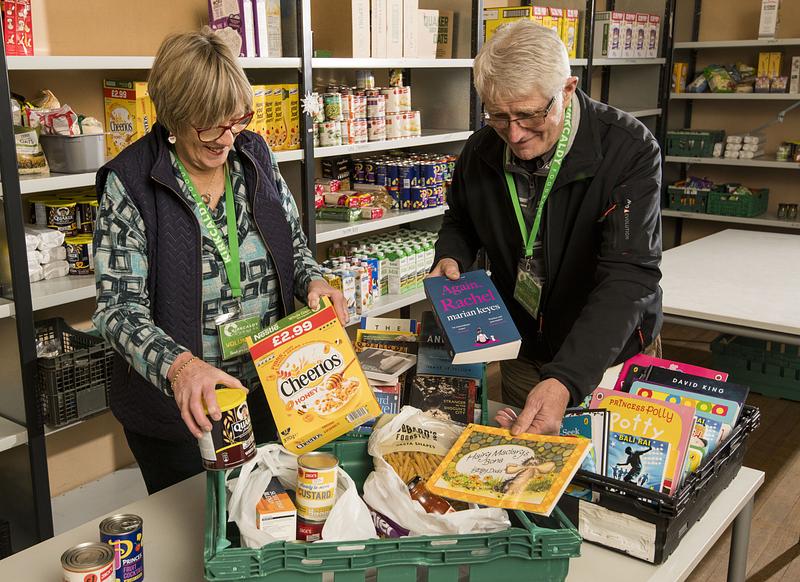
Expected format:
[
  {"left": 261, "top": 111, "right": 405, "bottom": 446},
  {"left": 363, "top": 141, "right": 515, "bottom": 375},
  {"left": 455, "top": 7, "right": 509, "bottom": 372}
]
[{"left": 384, "top": 451, "right": 445, "bottom": 483}]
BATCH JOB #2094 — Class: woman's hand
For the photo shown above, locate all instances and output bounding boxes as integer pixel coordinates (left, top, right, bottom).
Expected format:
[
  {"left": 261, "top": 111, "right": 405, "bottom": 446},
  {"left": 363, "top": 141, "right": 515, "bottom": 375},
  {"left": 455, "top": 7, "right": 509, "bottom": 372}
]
[
  {"left": 307, "top": 278, "right": 349, "bottom": 325},
  {"left": 168, "top": 353, "right": 245, "bottom": 438}
]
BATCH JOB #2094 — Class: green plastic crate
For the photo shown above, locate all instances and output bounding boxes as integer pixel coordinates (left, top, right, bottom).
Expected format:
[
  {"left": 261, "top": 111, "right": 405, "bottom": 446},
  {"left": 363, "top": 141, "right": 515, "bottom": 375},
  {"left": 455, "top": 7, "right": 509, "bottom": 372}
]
[
  {"left": 711, "top": 335, "right": 800, "bottom": 400},
  {"left": 706, "top": 187, "right": 769, "bottom": 217},
  {"left": 667, "top": 184, "right": 710, "bottom": 213},
  {"left": 666, "top": 129, "right": 725, "bottom": 157},
  {"left": 204, "top": 439, "right": 582, "bottom": 582}
]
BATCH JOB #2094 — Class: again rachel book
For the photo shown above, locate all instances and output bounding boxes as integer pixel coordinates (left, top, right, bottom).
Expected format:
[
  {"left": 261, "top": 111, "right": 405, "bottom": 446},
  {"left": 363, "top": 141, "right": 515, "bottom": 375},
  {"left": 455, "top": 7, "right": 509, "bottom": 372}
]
[
  {"left": 423, "top": 270, "right": 521, "bottom": 365},
  {"left": 591, "top": 388, "right": 694, "bottom": 495}
]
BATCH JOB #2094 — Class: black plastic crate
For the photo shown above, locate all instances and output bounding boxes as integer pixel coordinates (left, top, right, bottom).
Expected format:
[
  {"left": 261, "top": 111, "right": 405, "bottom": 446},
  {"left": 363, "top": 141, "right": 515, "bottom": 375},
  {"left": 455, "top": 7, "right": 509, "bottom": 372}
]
[
  {"left": 557, "top": 405, "right": 760, "bottom": 564},
  {"left": 35, "top": 318, "right": 114, "bottom": 427}
]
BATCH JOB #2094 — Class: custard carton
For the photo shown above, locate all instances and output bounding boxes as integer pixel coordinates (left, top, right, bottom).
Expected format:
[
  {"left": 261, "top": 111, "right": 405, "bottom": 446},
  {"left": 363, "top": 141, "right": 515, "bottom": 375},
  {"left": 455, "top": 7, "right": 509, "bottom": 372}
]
[
  {"left": 248, "top": 297, "right": 381, "bottom": 453},
  {"left": 103, "top": 80, "right": 149, "bottom": 158},
  {"left": 281, "top": 84, "right": 300, "bottom": 150},
  {"left": 251, "top": 84, "right": 267, "bottom": 137}
]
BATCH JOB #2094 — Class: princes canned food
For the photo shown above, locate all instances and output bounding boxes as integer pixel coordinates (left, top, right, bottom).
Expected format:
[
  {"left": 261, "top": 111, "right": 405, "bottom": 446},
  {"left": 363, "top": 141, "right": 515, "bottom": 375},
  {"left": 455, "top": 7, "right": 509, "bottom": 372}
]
[
  {"left": 61, "top": 542, "right": 115, "bottom": 582},
  {"left": 296, "top": 451, "right": 339, "bottom": 522},
  {"left": 198, "top": 388, "right": 256, "bottom": 470},
  {"left": 65, "top": 235, "right": 94, "bottom": 275},
  {"left": 247, "top": 297, "right": 380, "bottom": 453},
  {"left": 99, "top": 514, "right": 143, "bottom": 582}
]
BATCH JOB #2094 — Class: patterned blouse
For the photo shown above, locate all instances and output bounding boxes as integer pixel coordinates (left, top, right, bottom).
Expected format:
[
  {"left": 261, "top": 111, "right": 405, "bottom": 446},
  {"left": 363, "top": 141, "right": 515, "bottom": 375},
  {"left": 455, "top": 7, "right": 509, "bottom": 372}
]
[{"left": 93, "top": 149, "right": 323, "bottom": 395}]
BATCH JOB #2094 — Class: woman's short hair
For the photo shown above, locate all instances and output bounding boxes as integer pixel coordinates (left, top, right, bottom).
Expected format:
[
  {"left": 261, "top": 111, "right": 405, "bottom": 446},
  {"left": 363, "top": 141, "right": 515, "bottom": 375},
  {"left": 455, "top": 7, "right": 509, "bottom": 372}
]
[
  {"left": 148, "top": 27, "right": 253, "bottom": 134},
  {"left": 474, "top": 20, "right": 571, "bottom": 106}
]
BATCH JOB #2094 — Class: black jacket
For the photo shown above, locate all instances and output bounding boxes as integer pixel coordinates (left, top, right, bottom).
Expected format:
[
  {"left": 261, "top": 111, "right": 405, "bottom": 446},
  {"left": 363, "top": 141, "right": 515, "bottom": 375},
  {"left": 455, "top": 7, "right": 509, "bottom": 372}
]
[{"left": 434, "top": 90, "right": 663, "bottom": 401}]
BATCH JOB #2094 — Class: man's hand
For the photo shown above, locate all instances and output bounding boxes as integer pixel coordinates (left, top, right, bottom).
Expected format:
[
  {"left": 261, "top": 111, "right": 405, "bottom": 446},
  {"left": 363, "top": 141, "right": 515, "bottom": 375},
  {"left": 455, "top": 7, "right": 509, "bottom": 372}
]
[
  {"left": 169, "top": 354, "right": 246, "bottom": 439},
  {"left": 495, "top": 378, "right": 571, "bottom": 436},
  {"left": 427, "top": 258, "right": 461, "bottom": 280},
  {"left": 307, "top": 278, "right": 349, "bottom": 325}
]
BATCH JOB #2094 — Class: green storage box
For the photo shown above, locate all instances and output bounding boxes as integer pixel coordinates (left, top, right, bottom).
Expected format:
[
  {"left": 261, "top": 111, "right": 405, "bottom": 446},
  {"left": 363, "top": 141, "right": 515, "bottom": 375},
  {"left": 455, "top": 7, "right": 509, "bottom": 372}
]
[
  {"left": 666, "top": 129, "right": 725, "bottom": 158},
  {"left": 711, "top": 335, "right": 800, "bottom": 400},
  {"left": 706, "top": 186, "right": 769, "bottom": 218},
  {"left": 667, "top": 183, "right": 710, "bottom": 213},
  {"left": 204, "top": 439, "right": 582, "bottom": 582}
]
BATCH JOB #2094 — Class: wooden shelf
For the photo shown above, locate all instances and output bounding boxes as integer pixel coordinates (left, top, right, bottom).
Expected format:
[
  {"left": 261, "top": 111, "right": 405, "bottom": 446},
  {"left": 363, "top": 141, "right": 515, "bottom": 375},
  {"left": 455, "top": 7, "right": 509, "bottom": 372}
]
[
  {"left": 7, "top": 56, "right": 301, "bottom": 70},
  {"left": 592, "top": 57, "right": 666, "bottom": 66},
  {"left": 670, "top": 92, "right": 800, "bottom": 100},
  {"left": 316, "top": 205, "right": 447, "bottom": 243},
  {"left": 662, "top": 209, "right": 800, "bottom": 230},
  {"left": 314, "top": 129, "right": 472, "bottom": 158},
  {"left": 345, "top": 289, "right": 427, "bottom": 328},
  {"left": 665, "top": 156, "right": 800, "bottom": 169},
  {"left": 674, "top": 38, "right": 800, "bottom": 49}
]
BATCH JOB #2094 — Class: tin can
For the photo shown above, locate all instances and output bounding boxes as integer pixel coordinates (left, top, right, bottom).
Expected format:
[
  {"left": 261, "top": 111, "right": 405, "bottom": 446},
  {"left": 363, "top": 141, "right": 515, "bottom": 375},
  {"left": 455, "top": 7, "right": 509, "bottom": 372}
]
[
  {"left": 434, "top": 184, "right": 445, "bottom": 206},
  {"left": 387, "top": 188, "right": 400, "bottom": 207},
  {"left": 77, "top": 198, "right": 99, "bottom": 235},
  {"left": 319, "top": 121, "right": 342, "bottom": 147},
  {"left": 381, "top": 87, "right": 402, "bottom": 114},
  {"left": 356, "top": 70, "right": 375, "bottom": 90},
  {"left": 296, "top": 517, "right": 325, "bottom": 542},
  {"left": 341, "top": 120, "right": 355, "bottom": 145},
  {"left": 352, "top": 119, "right": 368, "bottom": 143},
  {"left": 29, "top": 195, "right": 54, "bottom": 226},
  {"left": 385, "top": 112, "right": 404, "bottom": 140},
  {"left": 296, "top": 451, "right": 338, "bottom": 522},
  {"left": 410, "top": 187, "right": 425, "bottom": 209},
  {"left": 389, "top": 68, "right": 404, "bottom": 87},
  {"left": 386, "top": 162, "right": 400, "bottom": 188},
  {"left": 323, "top": 93, "right": 343, "bottom": 121},
  {"left": 352, "top": 94, "right": 367, "bottom": 118},
  {"left": 65, "top": 235, "right": 94, "bottom": 275},
  {"left": 407, "top": 111, "right": 421, "bottom": 136},
  {"left": 776, "top": 143, "right": 792, "bottom": 162},
  {"left": 46, "top": 200, "right": 78, "bottom": 236},
  {"left": 418, "top": 161, "right": 437, "bottom": 186},
  {"left": 313, "top": 123, "right": 320, "bottom": 147},
  {"left": 340, "top": 93, "right": 353, "bottom": 120},
  {"left": 367, "top": 95, "right": 386, "bottom": 118},
  {"left": 99, "top": 514, "right": 144, "bottom": 582},
  {"left": 367, "top": 117, "right": 386, "bottom": 142},
  {"left": 353, "top": 159, "right": 366, "bottom": 183},
  {"left": 363, "top": 159, "right": 376, "bottom": 183},
  {"left": 61, "top": 542, "right": 115, "bottom": 582},
  {"left": 198, "top": 388, "right": 256, "bottom": 471},
  {"left": 374, "top": 160, "right": 387, "bottom": 186},
  {"left": 398, "top": 162, "right": 419, "bottom": 189},
  {"left": 400, "top": 187, "right": 412, "bottom": 210},
  {"left": 398, "top": 86, "right": 411, "bottom": 111}
]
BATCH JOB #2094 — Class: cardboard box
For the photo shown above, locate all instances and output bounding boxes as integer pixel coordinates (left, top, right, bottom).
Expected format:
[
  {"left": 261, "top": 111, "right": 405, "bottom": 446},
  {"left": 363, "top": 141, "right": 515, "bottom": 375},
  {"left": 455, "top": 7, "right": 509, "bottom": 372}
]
[
  {"left": 593, "top": 11, "right": 624, "bottom": 59},
  {"left": 371, "top": 0, "right": 388, "bottom": 58},
  {"left": 622, "top": 12, "right": 637, "bottom": 58},
  {"left": 562, "top": 9, "right": 580, "bottom": 59},
  {"left": 103, "top": 80, "right": 148, "bottom": 158},
  {"left": 436, "top": 10, "right": 454, "bottom": 59},
  {"left": 208, "top": 0, "right": 251, "bottom": 57},
  {"left": 758, "top": 0, "right": 780, "bottom": 39},
  {"left": 757, "top": 51, "right": 771, "bottom": 77},
  {"left": 532, "top": 5, "right": 547, "bottom": 27},
  {"left": 14, "top": 0, "right": 33, "bottom": 55},
  {"left": 254, "top": 0, "right": 282, "bottom": 57},
  {"left": 386, "top": 0, "right": 403, "bottom": 58},
  {"left": 635, "top": 13, "right": 649, "bottom": 58},
  {"left": 3, "top": 1, "right": 18, "bottom": 57},
  {"left": 545, "top": 7, "right": 562, "bottom": 37},
  {"left": 417, "top": 9, "right": 439, "bottom": 60},
  {"left": 403, "top": 0, "right": 419, "bottom": 58},
  {"left": 484, "top": 6, "right": 532, "bottom": 41},
  {"left": 790, "top": 56, "right": 800, "bottom": 94},
  {"left": 768, "top": 51, "right": 783, "bottom": 79},
  {"left": 310, "top": 0, "right": 370, "bottom": 58},
  {"left": 256, "top": 477, "right": 297, "bottom": 541},
  {"left": 647, "top": 14, "right": 660, "bottom": 58},
  {"left": 671, "top": 62, "right": 688, "bottom": 93}
]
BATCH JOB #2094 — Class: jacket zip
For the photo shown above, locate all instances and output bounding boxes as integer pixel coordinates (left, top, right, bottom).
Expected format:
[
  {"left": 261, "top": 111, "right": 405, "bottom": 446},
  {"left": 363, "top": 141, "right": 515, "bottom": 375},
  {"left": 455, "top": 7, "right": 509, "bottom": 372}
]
[
  {"left": 240, "top": 148, "right": 288, "bottom": 317},
  {"left": 152, "top": 174, "right": 205, "bottom": 359}
]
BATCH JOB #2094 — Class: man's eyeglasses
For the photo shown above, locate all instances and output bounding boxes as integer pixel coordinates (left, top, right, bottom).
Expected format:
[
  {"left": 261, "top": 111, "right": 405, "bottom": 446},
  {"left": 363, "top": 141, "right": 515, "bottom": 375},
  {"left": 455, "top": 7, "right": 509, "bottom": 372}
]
[
  {"left": 483, "top": 96, "right": 556, "bottom": 130},
  {"left": 194, "top": 112, "right": 255, "bottom": 143}
]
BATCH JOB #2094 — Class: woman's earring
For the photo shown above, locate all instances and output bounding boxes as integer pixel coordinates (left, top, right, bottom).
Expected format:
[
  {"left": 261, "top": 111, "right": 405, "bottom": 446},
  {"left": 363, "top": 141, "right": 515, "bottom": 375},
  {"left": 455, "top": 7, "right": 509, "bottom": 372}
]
[{"left": 167, "top": 134, "right": 177, "bottom": 144}]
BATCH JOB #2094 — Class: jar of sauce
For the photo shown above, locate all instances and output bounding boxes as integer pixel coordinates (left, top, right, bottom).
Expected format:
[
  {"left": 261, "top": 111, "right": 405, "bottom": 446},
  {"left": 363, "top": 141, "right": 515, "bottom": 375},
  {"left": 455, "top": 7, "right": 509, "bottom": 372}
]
[{"left": 407, "top": 476, "right": 455, "bottom": 515}]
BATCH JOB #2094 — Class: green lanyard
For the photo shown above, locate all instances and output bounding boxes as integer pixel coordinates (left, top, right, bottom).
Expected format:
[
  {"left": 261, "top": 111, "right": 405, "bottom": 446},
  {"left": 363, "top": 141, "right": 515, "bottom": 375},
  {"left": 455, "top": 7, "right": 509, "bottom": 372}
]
[
  {"left": 174, "top": 155, "right": 241, "bottom": 299},
  {"left": 504, "top": 103, "right": 573, "bottom": 258}
]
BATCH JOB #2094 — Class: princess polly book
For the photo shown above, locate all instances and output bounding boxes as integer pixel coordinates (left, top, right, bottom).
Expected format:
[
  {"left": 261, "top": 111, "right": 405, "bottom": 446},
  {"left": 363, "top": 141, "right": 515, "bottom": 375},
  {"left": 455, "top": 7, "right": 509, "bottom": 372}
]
[{"left": 423, "top": 270, "right": 521, "bottom": 365}]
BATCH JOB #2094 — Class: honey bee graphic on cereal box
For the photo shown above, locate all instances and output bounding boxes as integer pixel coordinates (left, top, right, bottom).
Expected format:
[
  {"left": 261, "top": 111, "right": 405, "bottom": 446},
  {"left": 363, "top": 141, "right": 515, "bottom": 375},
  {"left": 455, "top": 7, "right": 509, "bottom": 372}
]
[{"left": 247, "top": 298, "right": 381, "bottom": 453}]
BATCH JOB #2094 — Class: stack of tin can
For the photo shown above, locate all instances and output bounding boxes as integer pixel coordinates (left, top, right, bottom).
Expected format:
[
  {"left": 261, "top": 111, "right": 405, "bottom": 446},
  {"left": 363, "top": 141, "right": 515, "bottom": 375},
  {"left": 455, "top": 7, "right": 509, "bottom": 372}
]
[
  {"left": 313, "top": 74, "right": 421, "bottom": 148},
  {"left": 351, "top": 153, "right": 456, "bottom": 210}
]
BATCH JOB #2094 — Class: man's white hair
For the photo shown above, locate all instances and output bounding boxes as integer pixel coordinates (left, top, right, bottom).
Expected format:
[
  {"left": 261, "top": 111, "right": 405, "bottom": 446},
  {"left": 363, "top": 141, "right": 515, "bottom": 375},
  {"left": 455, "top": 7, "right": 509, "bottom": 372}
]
[{"left": 474, "top": 19, "right": 571, "bottom": 106}]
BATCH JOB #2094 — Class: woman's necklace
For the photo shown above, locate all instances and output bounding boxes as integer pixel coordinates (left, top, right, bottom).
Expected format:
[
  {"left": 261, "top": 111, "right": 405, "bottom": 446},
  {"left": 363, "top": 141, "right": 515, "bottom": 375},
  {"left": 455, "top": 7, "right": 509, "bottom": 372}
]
[{"left": 199, "top": 165, "right": 222, "bottom": 205}]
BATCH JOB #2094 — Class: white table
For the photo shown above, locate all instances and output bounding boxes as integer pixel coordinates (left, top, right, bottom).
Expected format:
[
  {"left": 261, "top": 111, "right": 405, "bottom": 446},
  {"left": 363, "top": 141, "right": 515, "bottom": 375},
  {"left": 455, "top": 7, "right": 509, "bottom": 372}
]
[
  {"left": 661, "top": 229, "right": 800, "bottom": 345},
  {"left": 0, "top": 465, "right": 763, "bottom": 581}
]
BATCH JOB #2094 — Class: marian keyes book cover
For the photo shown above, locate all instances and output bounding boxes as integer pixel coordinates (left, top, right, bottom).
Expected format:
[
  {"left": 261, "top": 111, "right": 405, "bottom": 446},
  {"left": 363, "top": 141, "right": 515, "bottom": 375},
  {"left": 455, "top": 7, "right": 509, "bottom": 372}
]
[{"left": 423, "top": 270, "right": 521, "bottom": 365}]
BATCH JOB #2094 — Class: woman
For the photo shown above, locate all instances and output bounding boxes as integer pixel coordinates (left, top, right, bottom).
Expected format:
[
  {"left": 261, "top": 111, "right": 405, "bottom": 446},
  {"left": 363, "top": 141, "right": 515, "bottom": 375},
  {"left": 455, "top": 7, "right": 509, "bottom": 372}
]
[{"left": 93, "top": 29, "right": 346, "bottom": 494}]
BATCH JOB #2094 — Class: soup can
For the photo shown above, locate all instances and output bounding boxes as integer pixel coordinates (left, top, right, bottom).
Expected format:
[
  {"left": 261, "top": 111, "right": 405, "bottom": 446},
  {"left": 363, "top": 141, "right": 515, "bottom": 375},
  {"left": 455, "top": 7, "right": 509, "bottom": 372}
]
[
  {"left": 398, "top": 86, "right": 411, "bottom": 111},
  {"left": 61, "top": 542, "right": 115, "bottom": 582},
  {"left": 367, "top": 95, "right": 386, "bottom": 118},
  {"left": 385, "top": 112, "right": 404, "bottom": 140},
  {"left": 381, "top": 87, "right": 403, "bottom": 114},
  {"left": 406, "top": 111, "right": 421, "bottom": 137},
  {"left": 323, "top": 93, "right": 343, "bottom": 122},
  {"left": 319, "top": 121, "right": 342, "bottom": 147},
  {"left": 65, "top": 235, "right": 94, "bottom": 275},
  {"left": 99, "top": 514, "right": 144, "bottom": 582},
  {"left": 198, "top": 387, "right": 256, "bottom": 470},
  {"left": 353, "top": 119, "right": 369, "bottom": 143},
  {"left": 296, "top": 451, "right": 338, "bottom": 522},
  {"left": 367, "top": 117, "right": 385, "bottom": 142},
  {"left": 296, "top": 517, "right": 325, "bottom": 542}
]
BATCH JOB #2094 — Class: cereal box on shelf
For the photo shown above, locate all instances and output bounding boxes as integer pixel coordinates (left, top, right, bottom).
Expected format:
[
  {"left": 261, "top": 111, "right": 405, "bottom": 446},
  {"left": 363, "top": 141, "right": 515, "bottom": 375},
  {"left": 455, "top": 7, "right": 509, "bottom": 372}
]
[
  {"left": 103, "top": 80, "right": 150, "bottom": 158},
  {"left": 247, "top": 297, "right": 381, "bottom": 453}
]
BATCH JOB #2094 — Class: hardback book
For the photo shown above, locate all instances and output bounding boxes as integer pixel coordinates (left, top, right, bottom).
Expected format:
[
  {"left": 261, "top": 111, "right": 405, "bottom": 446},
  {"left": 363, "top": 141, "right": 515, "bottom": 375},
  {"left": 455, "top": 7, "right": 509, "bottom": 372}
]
[
  {"left": 591, "top": 388, "right": 694, "bottom": 495},
  {"left": 426, "top": 424, "right": 590, "bottom": 516},
  {"left": 630, "top": 381, "right": 734, "bottom": 477},
  {"left": 423, "top": 270, "right": 521, "bottom": 365},
  {"left": 357, "top": 348, "right": 417, "bottom": 384},
  {"left": 560, "top": 409, "right": 610, "bottom": 474},
  {"left": 408, "top": 374, "right": 476, "bottom": 425},
  {"left": 615, "top": 354, "right": 728, "bottom": 391},
  {"left": 643, "top": 368, "right": 749, "bottom": 412}
]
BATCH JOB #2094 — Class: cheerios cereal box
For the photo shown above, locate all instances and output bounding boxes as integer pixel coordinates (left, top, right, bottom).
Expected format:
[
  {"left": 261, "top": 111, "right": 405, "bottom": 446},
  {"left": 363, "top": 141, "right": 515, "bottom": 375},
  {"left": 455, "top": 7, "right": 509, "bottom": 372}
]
[{"left": 248, "top": 297, "right": 381, "bottom": 453}]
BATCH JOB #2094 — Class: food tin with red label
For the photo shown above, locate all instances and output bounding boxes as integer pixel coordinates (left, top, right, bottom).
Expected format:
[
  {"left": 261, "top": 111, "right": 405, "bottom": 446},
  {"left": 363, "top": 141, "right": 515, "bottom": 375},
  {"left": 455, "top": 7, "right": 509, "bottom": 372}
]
[
  {"left": 296, "top": 517, "right": 325, "bottom": 542},
  {"left": 61, "top": 542, "right": 115, "bottom": 582},
  {"left": 198, "top": 387, "right": 256, "bottom": 470}
]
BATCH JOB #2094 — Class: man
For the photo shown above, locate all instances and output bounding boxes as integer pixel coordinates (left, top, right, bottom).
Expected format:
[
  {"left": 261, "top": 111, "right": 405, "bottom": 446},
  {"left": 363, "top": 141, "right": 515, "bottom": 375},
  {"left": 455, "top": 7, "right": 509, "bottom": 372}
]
[{"left": 430, "top": 20, "right": 663, "bottom": 436}]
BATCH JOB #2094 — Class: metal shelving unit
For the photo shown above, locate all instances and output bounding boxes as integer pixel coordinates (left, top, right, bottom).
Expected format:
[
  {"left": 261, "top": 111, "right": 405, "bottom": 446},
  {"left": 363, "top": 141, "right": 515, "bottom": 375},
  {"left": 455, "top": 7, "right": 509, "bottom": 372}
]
[
  {"left": 670, "top": 92, "right": 800, "bottom": 100},
  {"left": 317, "top": 205, "right": 448, "bottom": 244},
  {"left": 661, "top": 208, "right": 800, "bottom": 229},
  {"left": 665, "top": 155, "right": 800, "bottom": 169}
]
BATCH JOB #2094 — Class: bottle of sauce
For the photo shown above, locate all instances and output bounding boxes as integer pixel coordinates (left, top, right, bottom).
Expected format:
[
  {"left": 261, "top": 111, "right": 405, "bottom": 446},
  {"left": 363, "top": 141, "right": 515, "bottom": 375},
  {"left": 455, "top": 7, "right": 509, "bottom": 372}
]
[{"left": 407, "top": 476, "right": 455, "bottom": 515}]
